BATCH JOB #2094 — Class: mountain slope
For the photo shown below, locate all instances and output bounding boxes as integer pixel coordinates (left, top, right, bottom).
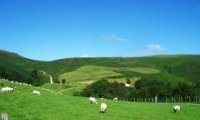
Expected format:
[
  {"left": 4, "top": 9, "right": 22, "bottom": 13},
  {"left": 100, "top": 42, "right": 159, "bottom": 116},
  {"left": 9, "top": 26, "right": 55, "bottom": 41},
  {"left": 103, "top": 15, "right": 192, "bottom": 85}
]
[{"left": 0, "top": 50, "right": 200, "bottom": 86}]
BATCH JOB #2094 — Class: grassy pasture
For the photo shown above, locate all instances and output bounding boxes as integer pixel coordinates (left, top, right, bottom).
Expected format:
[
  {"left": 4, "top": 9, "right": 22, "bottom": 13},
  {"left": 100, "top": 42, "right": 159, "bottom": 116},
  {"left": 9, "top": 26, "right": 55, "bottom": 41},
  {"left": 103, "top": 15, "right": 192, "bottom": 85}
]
[
  {"left": 58, "top": 65, "right": 161, "bottom": 83},
  {"left": 58, "top": 65, "right": 122, "bottom": 82},
  {"left": 112, "top": 67, "right": 160, "bottom": 74},
  {"left": 1, "top": 79, "right": 200, "bottom": 120}
]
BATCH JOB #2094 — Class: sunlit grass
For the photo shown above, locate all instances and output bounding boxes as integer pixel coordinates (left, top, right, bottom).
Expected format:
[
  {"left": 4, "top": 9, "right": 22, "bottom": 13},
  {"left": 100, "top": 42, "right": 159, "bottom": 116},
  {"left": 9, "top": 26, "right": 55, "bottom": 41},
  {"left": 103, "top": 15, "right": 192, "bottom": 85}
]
[{"left": 1, "top": 79, "right": 200, "bottom": 120}]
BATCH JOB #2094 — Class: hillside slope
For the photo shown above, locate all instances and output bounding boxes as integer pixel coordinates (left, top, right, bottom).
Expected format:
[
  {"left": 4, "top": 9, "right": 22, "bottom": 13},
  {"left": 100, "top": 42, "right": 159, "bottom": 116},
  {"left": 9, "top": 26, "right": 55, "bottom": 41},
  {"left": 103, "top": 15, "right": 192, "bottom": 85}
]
[{"left": 0, "top": 50, "right": 200, "bottom": 86}]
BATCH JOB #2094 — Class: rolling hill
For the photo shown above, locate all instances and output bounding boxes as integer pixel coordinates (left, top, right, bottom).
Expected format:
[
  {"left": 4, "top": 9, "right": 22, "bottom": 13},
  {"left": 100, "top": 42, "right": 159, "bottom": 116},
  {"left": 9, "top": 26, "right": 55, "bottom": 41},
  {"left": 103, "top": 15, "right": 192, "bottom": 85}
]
[
  {"left": 1, "top": 50, "right": 200, "bottom": 119},
  {"left": 0, "top": 50, "right": 200, "bottom": 89}
]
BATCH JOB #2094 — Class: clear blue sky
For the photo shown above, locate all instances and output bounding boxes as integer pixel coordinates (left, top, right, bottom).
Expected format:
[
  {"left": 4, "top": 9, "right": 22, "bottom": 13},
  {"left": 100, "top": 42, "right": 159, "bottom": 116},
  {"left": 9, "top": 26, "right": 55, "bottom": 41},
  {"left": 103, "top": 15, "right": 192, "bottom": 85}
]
[{"left": 0, "top": 0, "right": 200, "bottom": 60}]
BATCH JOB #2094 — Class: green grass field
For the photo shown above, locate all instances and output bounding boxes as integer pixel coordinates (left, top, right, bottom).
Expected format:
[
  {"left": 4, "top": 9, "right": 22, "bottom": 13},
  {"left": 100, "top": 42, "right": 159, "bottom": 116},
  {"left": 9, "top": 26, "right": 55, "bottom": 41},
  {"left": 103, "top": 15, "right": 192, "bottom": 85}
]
[
  {"left": 1, "top": 79, "right": 200, "bottom": 120},
  {"left": 58, "top": 65, "right": 161, "bottom": 83},
  {"left": 58, "top": 65, "right": 122, "bottom": 82},
  {"left": 111, "top": 67, "right": 160, "bottom": 74}
]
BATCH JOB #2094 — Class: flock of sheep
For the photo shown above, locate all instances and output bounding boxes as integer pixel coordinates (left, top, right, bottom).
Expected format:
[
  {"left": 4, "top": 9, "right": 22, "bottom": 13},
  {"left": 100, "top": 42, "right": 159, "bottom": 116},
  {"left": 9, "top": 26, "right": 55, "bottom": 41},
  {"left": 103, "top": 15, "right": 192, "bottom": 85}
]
[
  {"left": 0, "top": 79, "right": 41, "bottom": 96},
  {"left": 87, "top": 81, "right": 180, "bottom": 114},
  {"left": 1, "top": 86, "right": 41, "bottom": 95},
  {"left": 1, "top": 79, "right": 181, "bottom": 116},
  {"left": 89, "top": 96, "right": 181, "bottom": 114},
  {"left": 89, "top": 97, "right": 108, "bottom": 113}
]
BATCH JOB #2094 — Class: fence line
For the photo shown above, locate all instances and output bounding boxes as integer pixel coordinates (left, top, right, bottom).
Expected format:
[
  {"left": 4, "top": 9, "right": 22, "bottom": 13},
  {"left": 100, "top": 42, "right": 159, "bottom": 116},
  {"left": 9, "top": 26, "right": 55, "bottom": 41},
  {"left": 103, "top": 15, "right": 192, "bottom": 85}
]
[{"left": 128, "top": 96, "right": 200, "bottom": 103}]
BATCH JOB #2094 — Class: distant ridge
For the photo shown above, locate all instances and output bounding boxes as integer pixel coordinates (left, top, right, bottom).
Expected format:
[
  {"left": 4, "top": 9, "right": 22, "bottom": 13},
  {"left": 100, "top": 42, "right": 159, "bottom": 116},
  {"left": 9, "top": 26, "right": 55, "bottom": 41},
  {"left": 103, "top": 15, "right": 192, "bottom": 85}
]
[
  {"left": 0, "top": 49, "right": 199, "bottom": 61},
  {"left": 0, "top": 49, "right": 200, "bottom": 87}
]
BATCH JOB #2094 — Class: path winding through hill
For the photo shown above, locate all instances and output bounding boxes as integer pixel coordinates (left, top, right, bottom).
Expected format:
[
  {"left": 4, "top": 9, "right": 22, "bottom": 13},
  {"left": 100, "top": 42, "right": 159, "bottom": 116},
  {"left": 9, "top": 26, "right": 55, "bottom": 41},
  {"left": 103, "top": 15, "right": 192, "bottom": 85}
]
[{"left": 39, "top": 70, "right": 54, "bottom": 84}]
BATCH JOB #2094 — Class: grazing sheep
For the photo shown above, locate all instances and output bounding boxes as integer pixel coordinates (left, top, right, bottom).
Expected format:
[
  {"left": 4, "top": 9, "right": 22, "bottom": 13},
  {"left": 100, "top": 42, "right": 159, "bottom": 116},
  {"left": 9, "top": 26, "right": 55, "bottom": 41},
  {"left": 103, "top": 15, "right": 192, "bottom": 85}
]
[
  {"left": 113, "top": 97, "right": 118, "bottom": 100},
  {"left": 23, "top": 83, "right": 28, "bottom": 86},
  {"left": 125, "top": 83, "right": 131, "bottom": 87},
  {"left": 173, "top": 105, "right": 180, "bottom": 113},
  {"left": 31, "top": 90, "right": 41, "bottom": 96},
  {"left": 1, "top": 112, "right": 8, "bottom": 120},
  {"left": 89, "top": 97, "right": 97, "bottom": 104},
  {"left": 0, "top": 87, "right": 14, "bottom": 93},
  {"left": 101, "top": 98, "right": 107, "bottom": 100},
  {"left": 100, "top": 103, "right": 107, "bottom": 113}
]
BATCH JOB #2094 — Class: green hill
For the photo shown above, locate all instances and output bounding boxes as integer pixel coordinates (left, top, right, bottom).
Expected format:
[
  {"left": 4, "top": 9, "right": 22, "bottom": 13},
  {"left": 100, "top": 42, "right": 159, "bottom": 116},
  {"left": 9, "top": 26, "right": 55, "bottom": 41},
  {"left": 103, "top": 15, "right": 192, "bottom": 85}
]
[
  {"left": 1, "top": 51, "right": 200, "bottom": 119},
  {"left": 0, "top": 50, "right": 200, "bottom": 88}
]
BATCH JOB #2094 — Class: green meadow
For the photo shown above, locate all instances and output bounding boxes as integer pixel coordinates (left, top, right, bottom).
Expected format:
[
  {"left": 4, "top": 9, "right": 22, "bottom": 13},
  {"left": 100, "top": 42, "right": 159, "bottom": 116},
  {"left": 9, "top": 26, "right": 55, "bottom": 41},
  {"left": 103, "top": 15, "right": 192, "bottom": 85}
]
[
  {"left": 1, "top": 51, "right": 200, "bottom": 120},
  {"left": 58, "top": 65, "right": 122, "bottom": 82},
  {"left": 1, "top": 79, "right": 200, "bottom": 120}
]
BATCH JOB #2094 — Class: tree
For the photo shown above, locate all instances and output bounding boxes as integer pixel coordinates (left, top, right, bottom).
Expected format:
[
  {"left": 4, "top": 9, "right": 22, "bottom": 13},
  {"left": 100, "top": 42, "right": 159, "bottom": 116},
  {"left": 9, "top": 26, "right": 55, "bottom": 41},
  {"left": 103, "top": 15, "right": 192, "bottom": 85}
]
[
  {"left": 62, "top": 79, "right": 66, "bottom": 84},
  {"left": 126, "top": 78, "right": 131, "bottom": 84},
  {"left": 168, "top": 67, "right": 172, "bottom": 74},
  {"left": 80, "top": 78, "right": 132, "bottom": 100},
  {"left": 172, "top": 82, "right": 195, "bottom": 99},
  {"left": 134, "top": 78, "right": 172, "bottom": 98}
]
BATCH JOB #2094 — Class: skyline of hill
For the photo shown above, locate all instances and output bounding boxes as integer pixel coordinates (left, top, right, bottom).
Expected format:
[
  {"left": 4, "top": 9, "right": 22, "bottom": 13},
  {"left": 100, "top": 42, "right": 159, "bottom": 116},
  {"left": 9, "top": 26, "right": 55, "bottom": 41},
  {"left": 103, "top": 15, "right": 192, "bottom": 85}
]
[{"left": 0, "top": 49, "right": 200, "bottom": 87}]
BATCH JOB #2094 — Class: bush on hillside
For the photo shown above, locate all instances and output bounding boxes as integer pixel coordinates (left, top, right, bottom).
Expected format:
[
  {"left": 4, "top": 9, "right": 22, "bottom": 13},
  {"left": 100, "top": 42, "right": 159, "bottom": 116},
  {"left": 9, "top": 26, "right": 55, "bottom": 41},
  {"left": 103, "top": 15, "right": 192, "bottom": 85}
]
[
  {"left": 134, "top": 79, "right": 172, "bottom": 97},
  {"left": 80, "top": 78, "right": 200, "bottom": 102},
  {"left": 80, "top": 78, "right": 131, "bottom": 99},
  {"left": 172, "top": 82, "right": 195, "bottom": 98}
]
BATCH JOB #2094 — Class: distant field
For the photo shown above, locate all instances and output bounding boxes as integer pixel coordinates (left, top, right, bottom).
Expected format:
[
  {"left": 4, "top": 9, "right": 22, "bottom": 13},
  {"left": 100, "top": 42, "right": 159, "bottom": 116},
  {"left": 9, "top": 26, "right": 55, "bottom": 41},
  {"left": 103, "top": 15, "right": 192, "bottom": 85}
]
[
  {"left": 58, "top": 65, "right": 122, "bottom": 82},
  {"left": 1, "top": 79, "right": 200, "bottom": 120},
  {"left": 112, "top": 67, "right": 160, "bottom": 74},
  {"left": 58, "top": 65, "right": 161, "bottom": 83}
]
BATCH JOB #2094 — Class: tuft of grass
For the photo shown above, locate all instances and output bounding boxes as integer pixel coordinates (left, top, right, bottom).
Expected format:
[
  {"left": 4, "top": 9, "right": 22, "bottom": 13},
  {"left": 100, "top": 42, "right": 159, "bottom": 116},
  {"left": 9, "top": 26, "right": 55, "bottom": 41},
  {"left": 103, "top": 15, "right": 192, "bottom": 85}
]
[{"left": 41, "top": 83, "right": 69, "bottom": 91}]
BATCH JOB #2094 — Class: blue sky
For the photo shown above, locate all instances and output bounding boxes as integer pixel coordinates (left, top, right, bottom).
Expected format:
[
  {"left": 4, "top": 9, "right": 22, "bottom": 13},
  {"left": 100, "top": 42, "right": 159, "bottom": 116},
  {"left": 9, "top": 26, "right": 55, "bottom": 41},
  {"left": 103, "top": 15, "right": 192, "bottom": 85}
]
[{"left": 0, "top": 0, "right": 200, "bottom": 60}]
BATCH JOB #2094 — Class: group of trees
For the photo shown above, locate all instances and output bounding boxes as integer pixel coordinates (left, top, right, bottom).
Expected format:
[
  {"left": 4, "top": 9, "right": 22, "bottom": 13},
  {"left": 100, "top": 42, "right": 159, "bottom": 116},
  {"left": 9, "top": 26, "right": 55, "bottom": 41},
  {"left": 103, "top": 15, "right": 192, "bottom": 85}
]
[
  {"left": 80, "top": 78, "right": 132, "bottom": 99},
  {"left": 80, "top": 78, "right": 200, "bottom": 102},
  {"left": 132, "top": 79, "right": 200, "bottom": 101},
  {"left": 0, "top": 65, "right": 49, "bottom": 86},
  {"left": 31, "top": 70, "right": 49, "bottom": 86}
]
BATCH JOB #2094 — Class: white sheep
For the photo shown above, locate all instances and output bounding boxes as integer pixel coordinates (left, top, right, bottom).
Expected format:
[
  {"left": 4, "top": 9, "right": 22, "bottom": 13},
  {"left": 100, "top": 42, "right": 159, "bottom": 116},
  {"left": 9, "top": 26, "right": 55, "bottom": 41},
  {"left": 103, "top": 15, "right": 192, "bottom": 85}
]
[
  {"left": 31, "top": 90, "right": 41, "bottom": 96},
  {"left": 100, "top": 103, "right": 107, "bottom": 113},
  {"left": 89, "top": 97, "right": 97, "bottom": 104},
  {"left": 113, "top": 97, "right": 118, "bottom": 100},
  {"left": 125, "top": 83, "right": 131, "bottom": 87},
  {"left": 173, "top": 105, "right": 180, "bottom": 113},
  {"left": 101, "top": 98, "right": 107, "bottom": 100},
  {"left": 1, "top": 112, "right": 8, "bottom": 120},
  {"left": 0, "top": 87, "right": 14, "bottom": 93},
  {"left": 23, "top": 83, "right": 28, "bottom": 86}
]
